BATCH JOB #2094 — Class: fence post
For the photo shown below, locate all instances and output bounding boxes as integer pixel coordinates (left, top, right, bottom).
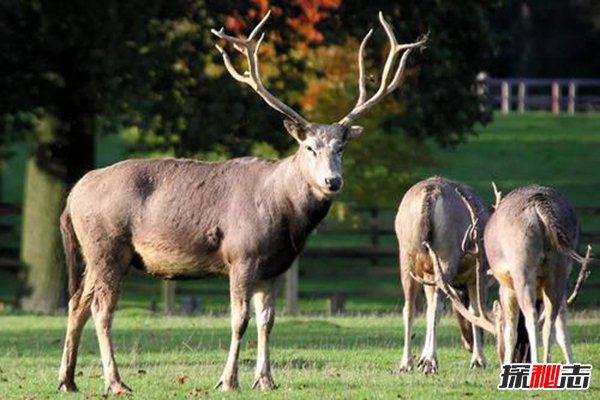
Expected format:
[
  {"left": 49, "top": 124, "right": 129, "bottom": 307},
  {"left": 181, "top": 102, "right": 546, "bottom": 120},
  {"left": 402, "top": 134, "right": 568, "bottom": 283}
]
[
  {"left": 551, "top": 81, "right": 560, "bottom": 115},
  {"left": 285, "top": 257, "right": 299, "bottom": 316},
  {"left": 501, "top": 81, "right": 510, "bottom": 114},
  {"left": 568, "top": 81, "right": 576, "bottom": 115},
  {"left": 517, "top": 81, "right": 526, "bottom": 113},
  {"left": 163, "top": 280, "right": 176, "bottom": 315}
]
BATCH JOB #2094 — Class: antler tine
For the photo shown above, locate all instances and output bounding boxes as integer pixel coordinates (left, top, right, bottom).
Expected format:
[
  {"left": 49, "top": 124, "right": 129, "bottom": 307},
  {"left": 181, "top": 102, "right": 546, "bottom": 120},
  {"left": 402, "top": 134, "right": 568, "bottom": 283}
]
[
  {"left": 211, "top": 11, "right": 311, "bottom": 128},
  {"left": 455, "top": 188, "right": 480, "bottom": 254},
  {"left": 248, "top": 9, "right": 272, "bottom": 41},
  {"left": 423, "top": 241, "right": 496, "bottom": 335},
  {"left": 454, "top": 187, "right": 489, "bottom": 319},
  {"left": 567, "top": 244, "right": 593, "bottom": 306},
  {"left": 355, "top": 28, "right": 374, "bottom": 107},
  {"left": 339, "top": 12, "right": 428, "bottom": 126},
  {"left": 492, "top": 182, "right": 502, "bottom": 210}
]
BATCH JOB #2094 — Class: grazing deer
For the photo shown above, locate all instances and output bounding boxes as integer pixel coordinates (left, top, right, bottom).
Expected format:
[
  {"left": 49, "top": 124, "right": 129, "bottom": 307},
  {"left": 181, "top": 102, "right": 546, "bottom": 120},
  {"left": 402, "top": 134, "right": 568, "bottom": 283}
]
[
  {"left": 395, "top": 176, "right": 490, "bottom": 374},
  {"left": 426, "top": 184, "right": 593, "bottom": 365},
  {"left": 57, "top": 11, "right": 427, "bottom": 394}
]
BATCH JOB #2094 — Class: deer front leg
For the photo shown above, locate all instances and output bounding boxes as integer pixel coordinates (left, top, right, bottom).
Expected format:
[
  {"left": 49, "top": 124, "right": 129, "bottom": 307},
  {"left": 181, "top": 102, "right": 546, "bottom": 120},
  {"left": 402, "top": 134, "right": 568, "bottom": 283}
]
[
  {"left": 398, "top": 259, "right": 419, "bottom": 372},
  {"left": 216, "top": 266, "right": 252, "bottom": 391},
  {"left": 417, "top": 283, "right": 442, "bottom": 374},
  {"left": 251, "top": 279, "right": 277, "bottom": 390}
]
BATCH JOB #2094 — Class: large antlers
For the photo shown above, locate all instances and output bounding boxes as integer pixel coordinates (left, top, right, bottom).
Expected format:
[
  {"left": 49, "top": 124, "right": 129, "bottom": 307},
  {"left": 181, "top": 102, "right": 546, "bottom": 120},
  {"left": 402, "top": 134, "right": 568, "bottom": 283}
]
[
  {"left": 423, "top": 241, "right": 496, "bottom": 335},
  {"left": 213, "top": 11, "right": 427, "bottom": 129},
  {"left": 339, "top": 12, "right": 428, "bottom": 126},
  {"left": 211, "top": 11, "right": 311, "bottom": 128}
]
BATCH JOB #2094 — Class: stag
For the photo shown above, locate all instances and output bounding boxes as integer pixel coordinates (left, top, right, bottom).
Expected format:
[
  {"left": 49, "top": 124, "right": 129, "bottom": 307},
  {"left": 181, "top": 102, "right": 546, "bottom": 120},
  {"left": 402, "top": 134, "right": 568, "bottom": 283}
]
[
  {"left": 427, "top": 184, "right": 593, "bottom": 365},
  {"left": 57, "top": 11, "right": 427, "bottom": 394},
  {"left": 395, "top": 176, "right": 490, "bottom": 374}
]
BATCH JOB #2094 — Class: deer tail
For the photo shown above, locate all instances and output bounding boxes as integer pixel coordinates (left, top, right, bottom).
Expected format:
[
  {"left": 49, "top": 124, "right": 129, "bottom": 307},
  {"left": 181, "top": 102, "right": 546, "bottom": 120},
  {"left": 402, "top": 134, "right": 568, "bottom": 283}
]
[
  {"left": 533, "top": 195, "right": 587, "bottom": 264},
  {"left": 419, "top": 183, "right": 441, "bottom": 250},
  {"left": 60, "top": 209, "right": 81, "bottom": 298}
]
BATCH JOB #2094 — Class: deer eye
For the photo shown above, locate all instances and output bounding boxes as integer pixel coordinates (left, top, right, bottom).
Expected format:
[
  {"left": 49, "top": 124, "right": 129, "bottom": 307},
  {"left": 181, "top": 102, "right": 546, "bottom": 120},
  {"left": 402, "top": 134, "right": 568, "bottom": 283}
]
[{"left": 305, "top": 145, "right": 316, "bottom": 156}]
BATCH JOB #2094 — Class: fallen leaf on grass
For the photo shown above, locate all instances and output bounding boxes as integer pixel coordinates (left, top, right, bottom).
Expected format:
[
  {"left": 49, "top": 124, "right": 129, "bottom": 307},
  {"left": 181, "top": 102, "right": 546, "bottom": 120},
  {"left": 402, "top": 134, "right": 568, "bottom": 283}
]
[{"left": 187, "top": 387, "right": 209, "bottom": 398}]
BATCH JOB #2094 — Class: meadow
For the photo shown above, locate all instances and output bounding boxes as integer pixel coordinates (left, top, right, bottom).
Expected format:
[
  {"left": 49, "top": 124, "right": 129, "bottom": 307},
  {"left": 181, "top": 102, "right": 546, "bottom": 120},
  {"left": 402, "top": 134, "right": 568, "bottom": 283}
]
[
  {"left": 0, "top": 311, "right": 599, "bottom": 399},
  {"left": 1, "top": 112, "right": 599, "bottom": 398}
]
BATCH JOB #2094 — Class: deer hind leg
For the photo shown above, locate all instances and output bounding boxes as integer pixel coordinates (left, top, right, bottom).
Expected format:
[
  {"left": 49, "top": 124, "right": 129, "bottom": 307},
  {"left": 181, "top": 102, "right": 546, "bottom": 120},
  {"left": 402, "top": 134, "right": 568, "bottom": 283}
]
[
  {"left": 467, "top": 282, "right": 487, "bottom": 369},
  {"left": 398, "top": 254, "right": 420, "bottom": 372},
  {"left": 417, "top": 282, "right": 442, "bottom": 374},
  {"left": 216, "top": 263, "right": 252, "bottom": 391},
  {"left": 85, "top": 244, "right": 132, "bottom": 395},
  {"left": 512, "top": 274, "right": 539, "bottom": 364},
  {"left": 251, "top": 278, "right": 277, "bottom": 390},
  {"left": 554, "top": 300, "right": 574, "bottom": 363},
  {"left": 58, "top": 277, "right": 94, "bottom": 392},
  {"left": 542, "top": 256, "right": 573, "bottom": 363},
  {"left": 500, "top": 286, "right": 520, "bottom": 365}
]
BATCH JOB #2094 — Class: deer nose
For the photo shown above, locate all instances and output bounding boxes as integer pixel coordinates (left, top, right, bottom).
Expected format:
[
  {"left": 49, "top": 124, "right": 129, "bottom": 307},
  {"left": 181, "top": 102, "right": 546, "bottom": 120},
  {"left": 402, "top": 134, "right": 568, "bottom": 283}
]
[{"left": 325, "top": 176, "right": 342, "bottom": 192}]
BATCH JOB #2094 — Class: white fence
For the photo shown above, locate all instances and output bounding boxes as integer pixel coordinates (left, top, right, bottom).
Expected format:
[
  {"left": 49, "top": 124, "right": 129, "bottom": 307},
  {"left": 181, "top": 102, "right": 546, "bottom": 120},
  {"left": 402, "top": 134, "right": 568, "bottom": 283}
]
[{"left": 483, "top": 78, "right": 600, "bottom": 114}]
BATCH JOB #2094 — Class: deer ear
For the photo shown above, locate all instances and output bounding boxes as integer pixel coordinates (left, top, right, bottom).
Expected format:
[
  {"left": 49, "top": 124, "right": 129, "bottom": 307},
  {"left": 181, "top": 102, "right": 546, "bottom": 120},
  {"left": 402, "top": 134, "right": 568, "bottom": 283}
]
[
  {"left": 283, "top": 119, "right": 307, "bottom": 143},
  {"left": 345, "top": 125, "right": 364, "bottom": 142}
]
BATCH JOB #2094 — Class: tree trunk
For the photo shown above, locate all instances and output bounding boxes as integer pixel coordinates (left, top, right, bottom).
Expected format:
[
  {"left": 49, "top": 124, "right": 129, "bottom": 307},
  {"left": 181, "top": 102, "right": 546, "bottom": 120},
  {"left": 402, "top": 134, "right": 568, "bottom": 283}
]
[
  {"left": 19, "top": 158, "right": 67, "bottom": 312},
  {"left": 19, "top": 103, "right": 95, "bottom": 312}
]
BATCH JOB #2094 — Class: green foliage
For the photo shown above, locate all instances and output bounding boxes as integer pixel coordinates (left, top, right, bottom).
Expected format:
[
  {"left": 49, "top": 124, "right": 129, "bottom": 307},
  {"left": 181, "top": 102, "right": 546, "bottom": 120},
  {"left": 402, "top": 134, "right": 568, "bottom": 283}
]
[
  {"left": 0, "top": 313, "right": 599, "bottom": 398},
  {"left": 319, "top": 1, "right": 496, "bottom": 147}
]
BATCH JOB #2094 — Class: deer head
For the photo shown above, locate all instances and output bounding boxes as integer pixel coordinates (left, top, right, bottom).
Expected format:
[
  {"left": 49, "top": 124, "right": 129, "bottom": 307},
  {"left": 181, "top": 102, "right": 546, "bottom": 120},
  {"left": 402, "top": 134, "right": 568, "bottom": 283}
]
[{"left": 212, "top": 11, "right": 427, "bottom": 198}]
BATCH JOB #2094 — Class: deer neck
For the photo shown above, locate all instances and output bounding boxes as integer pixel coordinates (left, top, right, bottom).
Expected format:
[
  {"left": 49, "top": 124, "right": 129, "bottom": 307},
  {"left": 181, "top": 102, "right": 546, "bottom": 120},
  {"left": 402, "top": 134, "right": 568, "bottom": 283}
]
[{"left": 264, "top": 154, "right": 332, "bottom": 244}]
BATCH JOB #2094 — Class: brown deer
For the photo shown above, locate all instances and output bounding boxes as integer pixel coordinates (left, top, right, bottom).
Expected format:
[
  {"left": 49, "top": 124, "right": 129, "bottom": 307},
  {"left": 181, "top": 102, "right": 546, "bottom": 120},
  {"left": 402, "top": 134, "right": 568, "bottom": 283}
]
[
  {"left": 425, "top": 184, "right": 593, "bottom": 365},
  {"left": 57, "top": 11, "right": 427, "bottom": 394},
  {"left": 395, "top": 176, "right": 490, "bottom": 374}
]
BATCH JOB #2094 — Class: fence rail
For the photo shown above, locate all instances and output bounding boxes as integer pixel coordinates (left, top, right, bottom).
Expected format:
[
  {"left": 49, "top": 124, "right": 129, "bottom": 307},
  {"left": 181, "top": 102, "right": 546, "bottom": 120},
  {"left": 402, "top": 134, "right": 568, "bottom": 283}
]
[{"left": 484, "top": 77, "right": 600, "bottom": 114}]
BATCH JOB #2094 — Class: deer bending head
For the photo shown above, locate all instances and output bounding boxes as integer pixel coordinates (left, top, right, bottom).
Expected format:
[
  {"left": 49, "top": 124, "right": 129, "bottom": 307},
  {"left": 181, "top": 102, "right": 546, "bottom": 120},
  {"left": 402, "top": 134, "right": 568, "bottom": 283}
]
[{"left": 212, "top": 10, "right": 427, "bottom": 198}]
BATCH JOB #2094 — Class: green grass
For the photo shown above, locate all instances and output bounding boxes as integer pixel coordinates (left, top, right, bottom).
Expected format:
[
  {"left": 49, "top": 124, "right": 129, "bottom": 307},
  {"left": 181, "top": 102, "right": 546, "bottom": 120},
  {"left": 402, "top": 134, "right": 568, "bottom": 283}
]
[
  {"left": 0, "top": 312, "right": 599, "bottom": 399},
  {"left": 421, "top": 112, "right": 600, "bottom": 206}
]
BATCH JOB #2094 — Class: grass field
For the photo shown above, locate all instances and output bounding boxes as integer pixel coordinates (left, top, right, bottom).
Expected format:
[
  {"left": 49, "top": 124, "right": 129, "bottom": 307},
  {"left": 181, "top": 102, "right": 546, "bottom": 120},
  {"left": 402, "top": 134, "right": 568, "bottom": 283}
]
[
  {"left": 0, "top": 311, "right": 599, "bottom": 399},
  {"left": 0, "top": 113, "right": 599, "bottom": 398}
]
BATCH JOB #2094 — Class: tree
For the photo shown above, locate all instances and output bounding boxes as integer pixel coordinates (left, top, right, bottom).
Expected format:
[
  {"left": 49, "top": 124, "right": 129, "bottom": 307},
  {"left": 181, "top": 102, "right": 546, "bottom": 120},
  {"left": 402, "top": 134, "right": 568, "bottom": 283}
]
[
  {"left": 0, "top": 0, "right": 215, "bottom": 311},
  {"left": 487, "top": 0, "right": 600, "bottom": 78}
]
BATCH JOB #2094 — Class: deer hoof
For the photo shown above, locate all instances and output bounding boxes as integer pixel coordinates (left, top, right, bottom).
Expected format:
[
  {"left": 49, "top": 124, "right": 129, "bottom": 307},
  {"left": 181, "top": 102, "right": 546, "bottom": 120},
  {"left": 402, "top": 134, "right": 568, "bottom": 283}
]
[
  {"left": 417, "top": 357, "right": 438, "bottom": 374},
  {"left": 396, "top": 360, "right": 414, "bottom": 373},
  {"left": 469, "top": 356, "right": 488, "bottom": 369},
  {"left": 57, "top": 380, "right": 78, "bottom": 392},
  {"left": 105, "top": 381, "right": 133, "bottom": 396},
  {"left": 214, "top": 377, "right": 239, "bottom": 391},
  {"left": 252, "top": 373, "right": 276, "bottom": 390}
]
